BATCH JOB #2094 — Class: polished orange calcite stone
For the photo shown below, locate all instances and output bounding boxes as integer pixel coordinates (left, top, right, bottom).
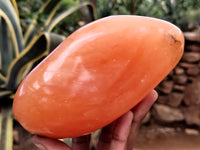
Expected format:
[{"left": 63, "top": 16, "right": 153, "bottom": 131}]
[{"left": 13, "top": 15, "right": 184, "bottom": 139}]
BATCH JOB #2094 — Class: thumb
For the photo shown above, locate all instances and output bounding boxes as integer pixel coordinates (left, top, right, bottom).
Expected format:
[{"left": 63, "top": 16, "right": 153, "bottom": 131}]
[{"left": 32, "top": 135, "right": 71, "bottom": 150}]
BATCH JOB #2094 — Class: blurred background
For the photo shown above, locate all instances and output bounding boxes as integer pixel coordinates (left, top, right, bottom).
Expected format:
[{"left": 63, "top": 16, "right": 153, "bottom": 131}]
[{"left": 0, "top": 0, "right": 200, "bottom": 150}]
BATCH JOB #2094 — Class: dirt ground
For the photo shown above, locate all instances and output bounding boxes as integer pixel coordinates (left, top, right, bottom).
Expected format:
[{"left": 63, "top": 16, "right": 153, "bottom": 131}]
[
  {"left": 14, "top": 122, "right": 200, "bottom": 150},
  {"left": 134, "top": 124, "right": 200, "bottom": 150}
]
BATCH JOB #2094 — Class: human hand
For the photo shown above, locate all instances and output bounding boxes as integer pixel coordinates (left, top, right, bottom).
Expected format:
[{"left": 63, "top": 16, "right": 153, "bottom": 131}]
[{"left": 32, "top": 90, "right": 158, "bottom": 150}]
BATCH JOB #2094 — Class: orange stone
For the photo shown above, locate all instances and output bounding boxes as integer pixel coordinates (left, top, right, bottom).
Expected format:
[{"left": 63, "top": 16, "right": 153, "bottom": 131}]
[{"left": 13, "top": 15, "right": 184, "bottom": 139}]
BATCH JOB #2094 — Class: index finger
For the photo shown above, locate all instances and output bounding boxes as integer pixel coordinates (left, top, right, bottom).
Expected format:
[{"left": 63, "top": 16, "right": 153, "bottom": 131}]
[
  {"left": 127, "top": 90, "right": 158, "bottom": 150},
  {"left": 97, "top": 111, "right": 133, "bottom": 150}
]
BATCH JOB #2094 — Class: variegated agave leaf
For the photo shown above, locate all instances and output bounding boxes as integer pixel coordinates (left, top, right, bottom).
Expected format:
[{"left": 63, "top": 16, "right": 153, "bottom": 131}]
[
  {"left": 46, "top": 2, "right": 97, "bottom": 32},
  {"left": 4, "top": 32, "right": 65, "bottom": 91},
  {"left": 0, "top": 0, "right": 23, "bottom": 78},
  {"left": 24, "top": 0, "right": 63, "bottom": 46}
]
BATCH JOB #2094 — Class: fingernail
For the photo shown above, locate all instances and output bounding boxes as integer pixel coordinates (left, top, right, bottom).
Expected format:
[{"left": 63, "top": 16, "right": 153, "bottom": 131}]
[
  {"left": 34, "top": 143, "right": 47, "bottom": 150},
  {"left": 32, "top": 136, "right": 47, "bottom": 150},
  {"left": 152, "top": 89, "right": 158, "bottom": 101}
]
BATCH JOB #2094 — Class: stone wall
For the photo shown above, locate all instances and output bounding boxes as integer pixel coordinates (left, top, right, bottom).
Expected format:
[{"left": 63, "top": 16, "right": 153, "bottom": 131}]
[{"left": 149, "top": 32, "right": 200, "bottom": 128}]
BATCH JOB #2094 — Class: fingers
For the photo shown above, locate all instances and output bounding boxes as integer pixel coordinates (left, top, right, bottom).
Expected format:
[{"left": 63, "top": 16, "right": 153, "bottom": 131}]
[
  {"left": 127, "top": 90, "right": 158, "bottom": 150},
  {"left": 31, "top": 90, "right": 158, "bottom": 150},
  {"left": 32, "top": 135, "right": 71, "bottom": 150},
  {"left": 110, "top": 111, "right": 133, "bottom": 150},
  {"left": 131, "top": 90, "right": 158, "bottom": 126},
  {"left": 97, "top": 120, "right": 117, "bottom": 149},
  {"left": 32, "top": 134, "right": 91, "bottom": 150},
  {"left": 98, "top": 90, "right": 158, "bottom": 150},
  {"left": 72, "top": 134, "right": 91, "bottom": 150},
  {"left": 97, "top": 111, "right": 133, "bottom": 150}
]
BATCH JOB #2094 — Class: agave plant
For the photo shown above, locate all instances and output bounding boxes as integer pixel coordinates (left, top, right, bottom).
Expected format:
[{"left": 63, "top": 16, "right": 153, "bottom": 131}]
[{"left": 0, "top": 0, "right": 96, "bottom": 149}]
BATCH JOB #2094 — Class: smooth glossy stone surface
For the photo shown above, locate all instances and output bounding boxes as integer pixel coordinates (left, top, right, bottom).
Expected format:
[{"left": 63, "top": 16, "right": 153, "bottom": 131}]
[{"left": 13, "top": 15, "right": 184, "bottom": 139}]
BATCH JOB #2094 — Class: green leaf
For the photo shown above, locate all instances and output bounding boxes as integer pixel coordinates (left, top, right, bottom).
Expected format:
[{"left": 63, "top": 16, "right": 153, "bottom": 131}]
[
  {"left": 0, "top": 105, "right": 13, "bottom": 150},
  {"left": 0, "top": 91, "right": 12, "bottom": 99},
  {"left": 0, "top": 73, "right": 6, "bottom": 85},
  {"left": 0, "top": 17, "right": 10, "bottom": 76},
  {"left": 0, "top": 10, "right": 20, "bottom": 77},
  {"left": 10, "top": 0, "right": 19, "bottom": 17},
  {"left": 4, "top": 32, "right": 65, "bottom": 90},
  {"left": 24, "top": 0, "right": 62, "bottom": 46},
  {"left": 48, "top": 32, "right": 65, "bottom": 53},
  {"left": 0, "top": 0, "right": 23, "bottom": 53},
  {"left": 46, "top": 2, "right": 97, "bottom": 32}
]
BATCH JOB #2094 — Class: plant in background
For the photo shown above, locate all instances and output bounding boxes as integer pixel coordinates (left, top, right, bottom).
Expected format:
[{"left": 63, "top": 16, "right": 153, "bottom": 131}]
[
  {"left": 97, "top": 0, "right": 130, "bottom": 17},
  {"left": 97, "top": 0, "right": 143, "bottom": 18},
  {"left": 134, "top": 0, "right": 200, "bottom": 31},
  {"left": 96, "top": 0, "right": 200, "bottom": 31},
  {"left": 0, "top": 0, "right": 96, "bottom": 149}
]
